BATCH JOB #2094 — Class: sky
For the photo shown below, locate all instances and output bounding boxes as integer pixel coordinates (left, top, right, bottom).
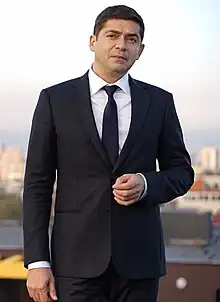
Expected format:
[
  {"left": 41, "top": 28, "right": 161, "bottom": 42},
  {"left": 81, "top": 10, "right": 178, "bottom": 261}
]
[{"left": 0, "top": 0, "right": 220, "bottom": 134}]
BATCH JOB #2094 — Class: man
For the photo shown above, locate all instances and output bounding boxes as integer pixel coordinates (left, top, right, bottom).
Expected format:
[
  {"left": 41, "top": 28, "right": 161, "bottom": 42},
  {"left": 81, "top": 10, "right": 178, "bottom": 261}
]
[{"left": 23, "top": 5, "right": 194, "bottom": 302}]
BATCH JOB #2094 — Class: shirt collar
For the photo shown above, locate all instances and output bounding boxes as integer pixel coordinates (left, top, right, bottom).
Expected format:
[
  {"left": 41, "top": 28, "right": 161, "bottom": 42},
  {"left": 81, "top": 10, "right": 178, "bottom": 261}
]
[{"left": 88, "top": 67, "right": 130, "bottom": 96}]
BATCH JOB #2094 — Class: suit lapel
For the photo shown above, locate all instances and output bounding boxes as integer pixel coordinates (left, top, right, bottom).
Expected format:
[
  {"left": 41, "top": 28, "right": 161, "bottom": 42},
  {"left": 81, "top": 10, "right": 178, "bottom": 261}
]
[
  {"left": 72, "top": 72, "right": 112, "bottom": 169},
  {"left": 72, "top": 72, "right": 151, "bottom": 172},
  {"left": 113, "top": 76, "right": 151, "bottom": 172}
]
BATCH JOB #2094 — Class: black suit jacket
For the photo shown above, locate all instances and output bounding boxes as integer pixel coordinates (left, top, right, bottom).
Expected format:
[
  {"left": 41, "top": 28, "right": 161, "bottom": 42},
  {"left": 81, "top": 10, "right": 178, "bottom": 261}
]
[{"left": 23, "top": 72, "right": 194, "bottom": 279}]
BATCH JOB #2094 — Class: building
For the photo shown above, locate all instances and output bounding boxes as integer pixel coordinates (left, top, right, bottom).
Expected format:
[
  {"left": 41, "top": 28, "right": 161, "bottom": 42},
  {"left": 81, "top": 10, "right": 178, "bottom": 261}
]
[
  {"left": 199, "top": 147, "right": 219, "bottom": 172},
  {"left": 1, "top": 212, "right": 220, "bottom": 302},
  {"left": 175, "top": 176, "right": 220, "bottom": 213},
  {"left": 0, "top": 146, "right": 25, "bottom": 181}
]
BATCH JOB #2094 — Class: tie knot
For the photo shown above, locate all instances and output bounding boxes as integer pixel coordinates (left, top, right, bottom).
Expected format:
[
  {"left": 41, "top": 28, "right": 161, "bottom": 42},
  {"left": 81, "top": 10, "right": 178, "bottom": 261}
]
[{"left": 103, "top": 85, "right": 119, "bottom": 98}]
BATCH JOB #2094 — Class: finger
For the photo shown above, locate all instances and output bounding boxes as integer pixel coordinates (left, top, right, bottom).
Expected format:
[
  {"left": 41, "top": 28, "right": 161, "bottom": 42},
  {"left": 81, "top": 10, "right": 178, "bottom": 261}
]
[
  {"left": 33, "top": 285, "right": 49, "bottom": 302},
  {"left": 117, "top": 174, "right": 133, "bottom": 183},
  {"left": 114, "top": 194, "right": 139, "bottom": 203},
  {"left": 115, "top": 197, "right": 138, "bottom": 206},
  {"left": 114, "top": 184, "right": 139, "bottom": 193},
  {"left": 49, "top": 279, "right": 58, "bottom": 300},
  {"left": 27, "top": 288, "right": 35, "bottom": 301},
  {"left": 33, "top": 290, "right": 41, "bottom": 302},
  {"left": 27, "top": 287, "right": 38, "bottom": 302},
  {"left": 113, "top": 185, "right": 142, "bottom": 197},
  {"left": 113, "top": 174, "right": 133, "bottom": 188},
  {"left": 113, "top": 179, "right": 137, "bottom": 190},
  {"left": 39, "top": 290, "right": 50, "bottom": 302},
  {"left": 113, "top": 190, "right": 139, "bottom": 201},
  {"left": 113, "top": 186, "right": 139, "bottom": 195},
  {"left": 31, "top": 291, "right": 39, "bottom": 302}
]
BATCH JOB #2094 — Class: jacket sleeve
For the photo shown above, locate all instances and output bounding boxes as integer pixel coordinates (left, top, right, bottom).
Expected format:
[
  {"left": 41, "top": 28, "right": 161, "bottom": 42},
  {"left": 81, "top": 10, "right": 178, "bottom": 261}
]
[
  {"left": 143, "top": 93, "right": 194, "bottom": 206},
  {"left": 22, "top": 89, "right": 57, "bottom": 268}
]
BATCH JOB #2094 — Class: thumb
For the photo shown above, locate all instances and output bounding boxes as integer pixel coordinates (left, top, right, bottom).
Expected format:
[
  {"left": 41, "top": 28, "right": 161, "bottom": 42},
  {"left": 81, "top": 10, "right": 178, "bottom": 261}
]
[
  {"left": 114, "top": 174, "right": 132, "bottom": 186},
  {"left": 49, "top": 279, "right": 58, "bottom": 300}
]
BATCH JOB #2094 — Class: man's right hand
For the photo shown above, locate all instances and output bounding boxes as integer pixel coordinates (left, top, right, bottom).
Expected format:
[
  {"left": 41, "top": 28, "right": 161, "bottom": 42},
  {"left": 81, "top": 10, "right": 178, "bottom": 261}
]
[{"left": 26, "top": 268, "right": 58, "bottom": 302}]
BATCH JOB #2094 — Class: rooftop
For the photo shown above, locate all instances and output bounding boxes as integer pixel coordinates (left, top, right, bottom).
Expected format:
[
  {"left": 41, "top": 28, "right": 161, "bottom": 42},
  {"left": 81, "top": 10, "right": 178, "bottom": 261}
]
[
  {"left": 191, "top": 178, "right": 220, "bottom": 192},
  {"left": 1, "top": 220, "right": 220, "bottom": 265}
]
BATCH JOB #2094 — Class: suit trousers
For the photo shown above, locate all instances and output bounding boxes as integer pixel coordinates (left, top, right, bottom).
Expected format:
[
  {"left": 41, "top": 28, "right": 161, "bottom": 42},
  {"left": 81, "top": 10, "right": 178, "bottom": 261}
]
[{"left": 55, "top": 259, "right": 159, "bottom": 302}]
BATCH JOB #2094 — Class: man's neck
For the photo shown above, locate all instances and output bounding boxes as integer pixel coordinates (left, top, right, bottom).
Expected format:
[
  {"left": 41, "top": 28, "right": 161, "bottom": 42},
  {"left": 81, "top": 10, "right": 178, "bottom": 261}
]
[{"left": 92, "top": 63, "right": 126, "bottom": 84}]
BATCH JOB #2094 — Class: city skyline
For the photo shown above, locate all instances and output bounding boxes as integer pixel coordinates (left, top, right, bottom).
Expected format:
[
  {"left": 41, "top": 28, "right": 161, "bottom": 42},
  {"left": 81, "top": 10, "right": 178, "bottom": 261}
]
[
  {"left": 0, "top": 0, "right": 220, "bottom": 137},
  {"left": 0, "top": 128, "right": 220, "bottom": 158}
]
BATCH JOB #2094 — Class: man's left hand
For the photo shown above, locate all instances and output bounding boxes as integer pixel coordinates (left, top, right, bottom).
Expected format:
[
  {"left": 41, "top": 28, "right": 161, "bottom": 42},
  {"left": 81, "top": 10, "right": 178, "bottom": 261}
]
[{"left": 112, "top": 174, "right": 145, "bottom": 206}]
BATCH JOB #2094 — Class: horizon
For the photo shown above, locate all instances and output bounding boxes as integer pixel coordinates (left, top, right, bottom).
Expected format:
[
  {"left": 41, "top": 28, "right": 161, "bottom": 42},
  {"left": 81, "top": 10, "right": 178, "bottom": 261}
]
[{"left": 0, "top": 128, "right": 220, "bottom": 156}]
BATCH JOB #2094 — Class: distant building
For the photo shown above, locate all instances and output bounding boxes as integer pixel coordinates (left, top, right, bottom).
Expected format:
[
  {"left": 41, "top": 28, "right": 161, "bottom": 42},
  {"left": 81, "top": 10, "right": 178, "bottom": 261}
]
[
  {"left": 0, "top": 146, "right": 25, "bottom": 181},
  {"left": 176, "top": 176, "right": 220, "bottom": 213},
  {"left": 192, "top": 164, "right": 203, "bottom": 177},
  {"left": 199, "top": 147, "right": 219, "bottom": 172}
]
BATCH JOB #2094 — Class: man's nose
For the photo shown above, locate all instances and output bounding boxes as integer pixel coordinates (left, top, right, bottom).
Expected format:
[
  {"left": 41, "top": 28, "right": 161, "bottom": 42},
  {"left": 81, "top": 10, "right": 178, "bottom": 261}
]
[{"left": 115, "top": 37, "right": 127, "bottom": 51}]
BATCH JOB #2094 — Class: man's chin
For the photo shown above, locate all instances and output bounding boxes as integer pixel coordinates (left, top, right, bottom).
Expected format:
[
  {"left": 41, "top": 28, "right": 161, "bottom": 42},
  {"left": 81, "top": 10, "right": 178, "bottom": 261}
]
[{"left": 109, "top": 64, "right": 128, "bottom": 74}]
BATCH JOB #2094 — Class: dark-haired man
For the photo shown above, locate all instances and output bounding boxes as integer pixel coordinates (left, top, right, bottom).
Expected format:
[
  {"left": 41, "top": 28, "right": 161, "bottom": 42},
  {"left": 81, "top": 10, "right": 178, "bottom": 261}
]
[{"left": 23, "top": 4, "right": 194, "bottom": 302}]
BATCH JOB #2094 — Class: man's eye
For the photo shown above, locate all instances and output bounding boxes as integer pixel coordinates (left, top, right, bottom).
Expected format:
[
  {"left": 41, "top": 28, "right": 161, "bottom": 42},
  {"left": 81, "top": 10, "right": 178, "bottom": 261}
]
[
  {"left": 107, "top": 34, "right": 116, "bottom": 38},
  {"left": 128, "top": 38, "right": 137, "bottom": 43}
]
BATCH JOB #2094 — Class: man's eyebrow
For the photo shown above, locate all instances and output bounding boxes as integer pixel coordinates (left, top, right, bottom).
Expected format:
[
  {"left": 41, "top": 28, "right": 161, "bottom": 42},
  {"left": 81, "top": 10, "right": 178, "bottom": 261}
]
[
  {"left": 126, "top": 33, "right": 139, "bottom": 39},
  {"left": 105, "top": 29, "right": 139, "bottom": 38},
  {"left": 105, "top": 29, "right": 122, "bottom": 34}
]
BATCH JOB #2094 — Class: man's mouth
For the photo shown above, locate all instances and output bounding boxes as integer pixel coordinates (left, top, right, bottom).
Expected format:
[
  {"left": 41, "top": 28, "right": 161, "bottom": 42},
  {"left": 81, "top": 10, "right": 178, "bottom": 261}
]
[{"left": 111, "top": 55, "right": 127, "bottom": 61}]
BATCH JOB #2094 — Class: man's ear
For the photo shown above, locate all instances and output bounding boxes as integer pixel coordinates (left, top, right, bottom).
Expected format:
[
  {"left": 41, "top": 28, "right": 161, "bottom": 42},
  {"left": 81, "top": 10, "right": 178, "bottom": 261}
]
[
  {"left": 89, "top": 35, "right": 96, "bottom": 52},
  {"left": 137, "top": 44, "right": 145, "bottom": 60}
]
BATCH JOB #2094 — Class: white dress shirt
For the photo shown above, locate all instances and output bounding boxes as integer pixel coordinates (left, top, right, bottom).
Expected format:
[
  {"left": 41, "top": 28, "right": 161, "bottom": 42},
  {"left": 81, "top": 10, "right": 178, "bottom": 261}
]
[{"left": 28, "top": 69, "right": 147, "bottom": 270}]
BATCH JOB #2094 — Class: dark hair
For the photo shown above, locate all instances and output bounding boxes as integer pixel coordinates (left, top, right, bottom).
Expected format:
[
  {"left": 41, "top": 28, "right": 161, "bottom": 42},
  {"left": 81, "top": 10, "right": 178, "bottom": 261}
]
[{"left": 93, "top": 5, "right": 145, "bottom": 42}]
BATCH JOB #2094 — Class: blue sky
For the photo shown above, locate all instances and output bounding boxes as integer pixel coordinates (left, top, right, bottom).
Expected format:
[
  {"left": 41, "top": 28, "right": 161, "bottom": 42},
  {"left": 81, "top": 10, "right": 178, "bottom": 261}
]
[{"left": 0, "top": 0, "right": 219, "bottom": 133}]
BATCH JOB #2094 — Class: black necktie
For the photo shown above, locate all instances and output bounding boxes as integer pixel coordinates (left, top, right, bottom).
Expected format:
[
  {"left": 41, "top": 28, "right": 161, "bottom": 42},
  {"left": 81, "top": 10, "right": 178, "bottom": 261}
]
[{"left": 102, "top": 85, "right": 119, "bottom": 166}]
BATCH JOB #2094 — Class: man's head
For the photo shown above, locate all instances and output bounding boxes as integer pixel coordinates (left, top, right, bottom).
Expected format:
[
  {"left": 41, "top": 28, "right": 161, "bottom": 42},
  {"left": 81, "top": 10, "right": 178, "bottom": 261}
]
[{"left": 90, "top": 5, "right": 145, "bottom": 82}]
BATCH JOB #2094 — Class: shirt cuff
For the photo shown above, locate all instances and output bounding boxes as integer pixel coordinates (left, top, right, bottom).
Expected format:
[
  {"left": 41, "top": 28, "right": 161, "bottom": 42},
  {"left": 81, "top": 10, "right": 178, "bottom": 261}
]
[
  {"left": 136, "top": 173, "right": 148, "bottom": 200},
  {"left": 28, "top": 261, "right": 51, "bottom": 270}
]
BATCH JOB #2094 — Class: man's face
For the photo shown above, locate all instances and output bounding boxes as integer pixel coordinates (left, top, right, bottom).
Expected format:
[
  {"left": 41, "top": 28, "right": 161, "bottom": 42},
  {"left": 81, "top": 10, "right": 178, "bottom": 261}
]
[{"left": 90, "top": 19, "right": 144, "bottom": 76}]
